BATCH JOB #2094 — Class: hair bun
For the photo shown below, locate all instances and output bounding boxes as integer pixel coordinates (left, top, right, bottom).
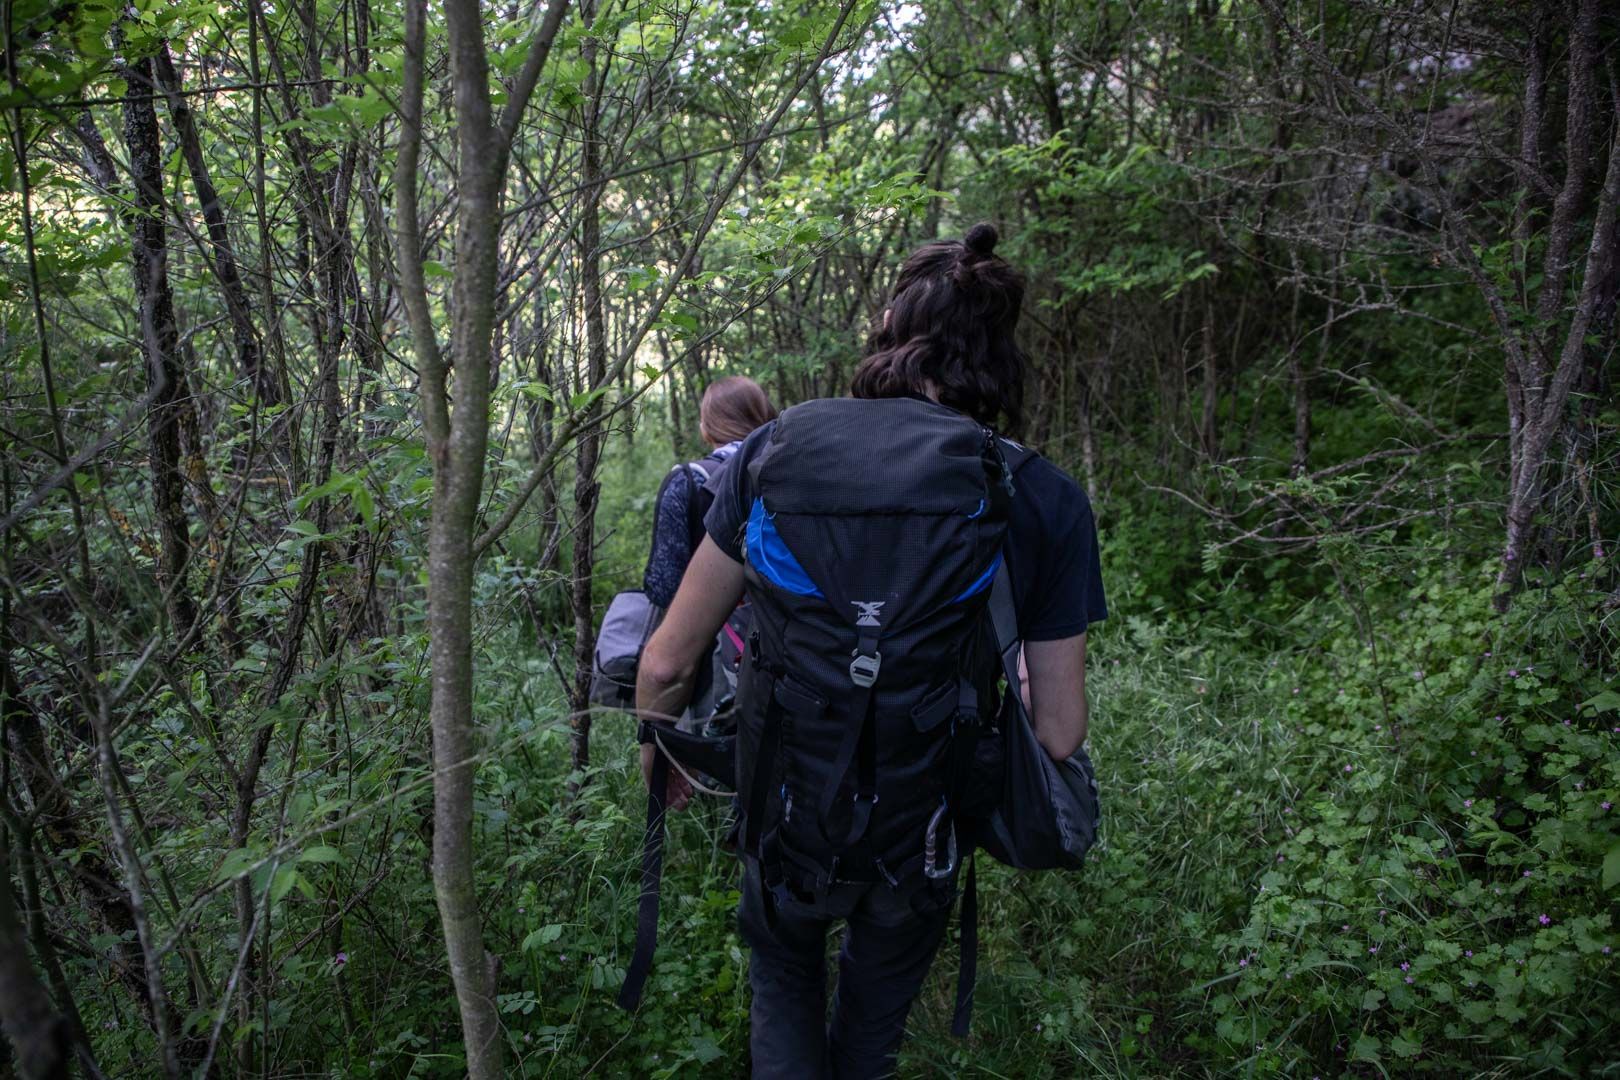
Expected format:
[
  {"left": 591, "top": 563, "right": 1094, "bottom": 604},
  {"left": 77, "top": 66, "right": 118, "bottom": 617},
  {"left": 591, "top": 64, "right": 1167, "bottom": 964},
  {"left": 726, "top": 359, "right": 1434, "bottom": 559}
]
[{"left": 964, "top": 222, "right": 999, "bottom": 256}]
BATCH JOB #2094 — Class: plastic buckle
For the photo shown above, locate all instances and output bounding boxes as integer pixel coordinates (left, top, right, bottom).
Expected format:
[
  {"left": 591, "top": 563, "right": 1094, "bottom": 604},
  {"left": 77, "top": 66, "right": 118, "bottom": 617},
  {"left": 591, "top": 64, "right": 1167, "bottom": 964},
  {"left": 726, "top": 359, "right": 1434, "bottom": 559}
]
[{"left": 849, "top": 650, "right": 881, "bottom": 688}]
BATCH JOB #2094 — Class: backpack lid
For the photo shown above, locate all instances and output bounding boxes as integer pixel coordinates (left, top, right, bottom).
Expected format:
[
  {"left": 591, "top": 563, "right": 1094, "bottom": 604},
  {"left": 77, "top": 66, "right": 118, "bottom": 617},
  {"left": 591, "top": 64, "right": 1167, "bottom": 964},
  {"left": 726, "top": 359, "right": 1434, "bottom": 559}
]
[{"left": 746, "top": 397, "right": 1010, "bottom": 634}]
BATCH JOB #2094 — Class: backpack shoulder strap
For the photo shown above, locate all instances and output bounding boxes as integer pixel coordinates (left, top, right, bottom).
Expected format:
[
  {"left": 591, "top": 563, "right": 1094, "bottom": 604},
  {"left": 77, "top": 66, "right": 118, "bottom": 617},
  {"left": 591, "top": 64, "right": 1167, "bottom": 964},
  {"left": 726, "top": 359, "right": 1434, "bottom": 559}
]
[
  {"left": 955, "top": 557, "right": 1021, "bottom": 1038},
  {"left": 681, "top": 462, "right": 707, "bottom": 549}
]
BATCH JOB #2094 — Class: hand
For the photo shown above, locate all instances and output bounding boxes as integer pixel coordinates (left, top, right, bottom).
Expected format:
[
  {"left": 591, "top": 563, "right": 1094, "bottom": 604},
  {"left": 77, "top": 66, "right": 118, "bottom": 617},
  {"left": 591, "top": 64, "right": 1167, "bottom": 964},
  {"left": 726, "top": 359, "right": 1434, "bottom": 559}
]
[{"left": 640, "top": 742, "right": 693, "bottom": 812}]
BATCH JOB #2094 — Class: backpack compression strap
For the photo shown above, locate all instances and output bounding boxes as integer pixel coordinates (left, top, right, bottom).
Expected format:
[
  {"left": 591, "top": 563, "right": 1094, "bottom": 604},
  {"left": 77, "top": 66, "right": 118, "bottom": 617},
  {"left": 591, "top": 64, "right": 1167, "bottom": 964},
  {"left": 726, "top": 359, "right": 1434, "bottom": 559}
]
[
  {"left": 947, "top": 439, "right": 1038, "bottom": 1036},
  {"left": 619, "top": 738, "right": 669, "bottom": 1011},
  {"left": 619, "top": 722, "right": 738, "bottom": 1011},
  {"left": 951, "top": 560, "right": 1021, "bottom": 1036}
]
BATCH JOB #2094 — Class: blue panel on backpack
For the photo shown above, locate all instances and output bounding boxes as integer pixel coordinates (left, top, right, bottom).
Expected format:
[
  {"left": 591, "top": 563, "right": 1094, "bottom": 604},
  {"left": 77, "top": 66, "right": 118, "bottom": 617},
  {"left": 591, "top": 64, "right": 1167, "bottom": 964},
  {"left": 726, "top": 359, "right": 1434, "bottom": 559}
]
[
  {"left": 747, "top": 499, "right": 824, "bottom": 597},
  {"left": 951, "top": 550, "right": 1002, "bottom": 603}
]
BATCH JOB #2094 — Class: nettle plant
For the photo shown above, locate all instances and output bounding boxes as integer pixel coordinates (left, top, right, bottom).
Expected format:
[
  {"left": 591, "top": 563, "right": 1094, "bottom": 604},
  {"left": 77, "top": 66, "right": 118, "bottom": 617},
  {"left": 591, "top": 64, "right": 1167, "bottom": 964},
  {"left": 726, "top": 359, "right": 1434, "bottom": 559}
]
[{"left": 1205, "top": 554, "right": 1619, "bottom": 1073}]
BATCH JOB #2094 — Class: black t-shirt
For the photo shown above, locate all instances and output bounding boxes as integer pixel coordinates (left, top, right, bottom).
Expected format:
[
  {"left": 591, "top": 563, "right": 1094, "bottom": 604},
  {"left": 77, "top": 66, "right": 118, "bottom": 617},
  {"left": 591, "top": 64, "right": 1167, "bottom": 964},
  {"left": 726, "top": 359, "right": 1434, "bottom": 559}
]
[{"left": 704, "top": 419, "right": 1107, "bottom": 640}]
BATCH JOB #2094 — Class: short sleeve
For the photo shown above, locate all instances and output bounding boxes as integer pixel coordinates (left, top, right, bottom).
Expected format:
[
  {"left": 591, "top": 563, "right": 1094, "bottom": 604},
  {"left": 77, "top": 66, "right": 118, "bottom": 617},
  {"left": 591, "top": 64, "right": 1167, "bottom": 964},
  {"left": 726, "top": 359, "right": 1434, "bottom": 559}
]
[
  {"left": 703, "top": 421, "right": 773, "bottom": 563},
  {"left": 1011, "top": 462, "right": 1108, "bottom": 641}
]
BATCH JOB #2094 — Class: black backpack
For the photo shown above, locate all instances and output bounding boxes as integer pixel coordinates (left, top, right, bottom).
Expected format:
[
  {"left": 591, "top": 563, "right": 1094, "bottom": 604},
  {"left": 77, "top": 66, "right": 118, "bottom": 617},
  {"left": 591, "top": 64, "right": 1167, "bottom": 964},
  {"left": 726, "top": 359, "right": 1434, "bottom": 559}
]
[
  {"left": 621, "top": 399, "right": 1099, "bottom": 1031},
  {"left": 730, "top": 398, "right": 1009, "bottom": 916}
]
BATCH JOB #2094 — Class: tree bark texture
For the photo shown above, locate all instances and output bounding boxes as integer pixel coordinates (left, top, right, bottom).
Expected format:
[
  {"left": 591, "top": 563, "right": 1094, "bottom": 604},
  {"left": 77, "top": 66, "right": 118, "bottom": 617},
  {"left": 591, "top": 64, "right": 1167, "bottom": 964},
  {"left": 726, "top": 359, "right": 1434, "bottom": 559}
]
[{"left": 123, "top": 55, "right": 197, "bottom": 639}]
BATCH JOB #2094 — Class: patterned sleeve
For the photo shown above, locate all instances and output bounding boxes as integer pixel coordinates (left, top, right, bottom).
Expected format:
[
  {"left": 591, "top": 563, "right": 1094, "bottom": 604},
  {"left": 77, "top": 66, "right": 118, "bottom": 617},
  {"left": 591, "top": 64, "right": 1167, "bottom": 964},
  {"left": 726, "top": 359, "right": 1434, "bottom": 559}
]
[{"left": 641, "top": 468, "right": 697, "bottom": 609}]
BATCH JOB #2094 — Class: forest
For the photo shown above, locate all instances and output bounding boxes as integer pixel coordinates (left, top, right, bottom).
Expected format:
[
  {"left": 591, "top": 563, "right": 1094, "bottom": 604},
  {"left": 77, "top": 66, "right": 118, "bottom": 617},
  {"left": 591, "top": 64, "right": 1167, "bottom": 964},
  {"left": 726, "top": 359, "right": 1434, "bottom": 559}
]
[{"left": 0, "top": 0, "right": 1616, "bottom": 1075}]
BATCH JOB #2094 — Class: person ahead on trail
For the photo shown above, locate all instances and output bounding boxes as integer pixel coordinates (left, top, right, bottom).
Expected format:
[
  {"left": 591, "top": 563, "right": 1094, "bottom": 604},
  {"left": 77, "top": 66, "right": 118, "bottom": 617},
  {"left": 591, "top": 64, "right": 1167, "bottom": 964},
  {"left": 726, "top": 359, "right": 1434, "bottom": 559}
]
[
  {"left": 635, "top": 224, "right": 1106, "bottom": 1078},
  {"left": 642, "top": 375, "right": 777, "bottom": 611}
]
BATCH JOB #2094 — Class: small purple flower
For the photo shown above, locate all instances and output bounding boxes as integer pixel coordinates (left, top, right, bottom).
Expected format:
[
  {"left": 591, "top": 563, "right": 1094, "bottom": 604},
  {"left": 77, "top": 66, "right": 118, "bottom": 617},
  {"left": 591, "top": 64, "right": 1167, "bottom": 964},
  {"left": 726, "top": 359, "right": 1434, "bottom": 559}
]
[
  {"left": 1564, "top": 719, "right": 1572, "bottom": 726},
  {"left": 1342, "top": 924, "right": 1351, "bottom": 931},
  {"left": 1508, "top": 669, "right": 1519, "bottom": 678},
  {"left": 1292, "top": 687, "right": 1300, "bottom": 695},
  {"left": 1344, "top": 764, "right": 1354, "bottom": 773},
  {"left": 1604, "top": 946, "right": 1612, "bottom": 955},
  {"left": 1484, "top": 652, "right": 1492, "bottom": 658},
  {"left": 1538, "top": 914, "right": 1551, "bottom": 926},
  {"left": 334, "top": 952, "right": 348, "bottom": 967},
  {"left": 1239, "top": 956, "right": 1249, "bottom": 967},
  {"left": 1465, "top": 950, "right": 1473, "bottom": 958},
  {"left": 523, "top": 1033, "right": 532, "bottom": 1043},
  {"left": 1596, "top": 549, "right": 1606, "bottom": 559},
  {"left": 1369, "top": 946, "right": 1378, "bottom": 954},
  {"left": 1404, "top": 975, "right": 1414, "bottom": 984},
  {"left": 1379, "top": 909, "right": 1386, "bottom": 916},
  {"left": 1603, "top": 802, "right": 1612, "bottom": 811},
  {"left": 1523, "top": 870, "right": 1532, "bottom": 878},
  {"left": 517, "top": 906, "right": 525, "bottom": 914},
  {"left": 1413, "top": 670, "right": 1424, "bottom": 680},
  {"left": 1374, "top": 724, "right": 1382, "bottom": 732},
  {"left": 1464, "top": 799, "right": 1473, "bottom": 807},
  {"left": 1277, "top": 854, "right": 1286, "bottom": 862},
  {"left": 1400, "top": 961, "right": 1410, "bottom": 971},
  {"left": 1470, "top": 750, "right": 1477, "bottom": 756}
]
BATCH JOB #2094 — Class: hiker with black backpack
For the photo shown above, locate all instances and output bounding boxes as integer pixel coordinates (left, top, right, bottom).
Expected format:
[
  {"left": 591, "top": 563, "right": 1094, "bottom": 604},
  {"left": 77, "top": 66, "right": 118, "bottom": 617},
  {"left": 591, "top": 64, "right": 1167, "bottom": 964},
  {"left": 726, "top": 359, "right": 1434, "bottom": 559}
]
[
  {"left": 630, "top": 224, "right": 1106, "bottom": 1078},
  {"left": 588, "top": 377, "right": 774, "bottom": 723}
]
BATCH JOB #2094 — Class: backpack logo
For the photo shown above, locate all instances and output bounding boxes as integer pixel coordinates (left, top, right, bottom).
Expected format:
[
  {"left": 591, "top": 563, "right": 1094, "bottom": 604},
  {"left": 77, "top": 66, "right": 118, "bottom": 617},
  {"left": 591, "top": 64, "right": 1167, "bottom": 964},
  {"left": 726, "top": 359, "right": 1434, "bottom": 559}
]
[{"left": 852, "top": 601, "right": 885, "bottom": 627}]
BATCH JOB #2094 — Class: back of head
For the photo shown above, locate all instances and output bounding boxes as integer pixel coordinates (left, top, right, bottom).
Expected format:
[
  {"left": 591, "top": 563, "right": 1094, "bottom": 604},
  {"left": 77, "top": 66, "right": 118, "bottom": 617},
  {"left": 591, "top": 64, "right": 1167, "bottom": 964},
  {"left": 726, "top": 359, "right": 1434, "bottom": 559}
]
[
  {"left": 851, "top": 223, "right": 1027, "bottom": 435},
  {"left": 700, "top": 375, "right": 777, "bottom": 446}
]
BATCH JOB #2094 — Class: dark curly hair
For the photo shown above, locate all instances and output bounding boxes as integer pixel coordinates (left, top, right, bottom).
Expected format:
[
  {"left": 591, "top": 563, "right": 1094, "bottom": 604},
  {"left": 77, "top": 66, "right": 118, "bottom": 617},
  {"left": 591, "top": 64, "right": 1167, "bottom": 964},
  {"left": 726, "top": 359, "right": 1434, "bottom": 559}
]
[{"left": 850, "top": 223, "right": 1026, "bottom": 434}]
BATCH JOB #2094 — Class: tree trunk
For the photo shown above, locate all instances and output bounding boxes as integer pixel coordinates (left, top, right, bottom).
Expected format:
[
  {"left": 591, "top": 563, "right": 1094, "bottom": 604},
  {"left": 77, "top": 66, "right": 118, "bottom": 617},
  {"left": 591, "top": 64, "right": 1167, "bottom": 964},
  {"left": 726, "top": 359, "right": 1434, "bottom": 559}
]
[
  {"left": 0, "top": 846, "right": 70, "bottom": 1080},
  {"left": 123, "top": 55, "right": 197, "bottom": 639},
  {"left": 569, "top": 0, "right": 608, "bottom": 785}
]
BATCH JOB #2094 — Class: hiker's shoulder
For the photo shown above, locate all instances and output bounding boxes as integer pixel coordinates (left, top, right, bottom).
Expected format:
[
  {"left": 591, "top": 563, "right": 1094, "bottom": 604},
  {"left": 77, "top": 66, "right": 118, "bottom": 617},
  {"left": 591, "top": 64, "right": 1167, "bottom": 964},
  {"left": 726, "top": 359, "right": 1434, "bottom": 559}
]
[{"left": 1004, "top": 445, "right": 1093, "bottom": 533}]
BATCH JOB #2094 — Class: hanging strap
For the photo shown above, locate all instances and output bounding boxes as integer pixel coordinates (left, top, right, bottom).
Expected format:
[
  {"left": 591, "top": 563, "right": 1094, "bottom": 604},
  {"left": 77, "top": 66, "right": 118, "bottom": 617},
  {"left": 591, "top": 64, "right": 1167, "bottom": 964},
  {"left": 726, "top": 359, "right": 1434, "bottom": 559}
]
[
  {"left": 948, "top": 564, "right": 1019, "bottom": 1037},
  {"left": 682, "top": 463, "right": 708, "bottom": 551},
  {"left": 989, "top": 562, "right": 1020, "bottom": 689},
  {"left": 742, "top": 685, "right": 786, "bottom": 861},
  {"left": 618, "top": 745, "right": 669, "bottom": 1011},
  {"left": 817, "top": 629, "right": 880, "bottom": 848},
  {"left": 951, "top": 853, "right": 979, "bottom": 1036}
]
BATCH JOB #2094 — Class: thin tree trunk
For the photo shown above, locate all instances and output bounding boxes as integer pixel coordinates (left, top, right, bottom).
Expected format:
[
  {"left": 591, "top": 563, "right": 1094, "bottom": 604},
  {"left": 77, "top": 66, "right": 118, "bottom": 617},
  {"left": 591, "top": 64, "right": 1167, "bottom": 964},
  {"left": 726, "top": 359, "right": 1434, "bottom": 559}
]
[
  {"left": 123, "top": 54, "right": 197, "bottom": 639},
  {"left": 152, "top": 45, "right": 276, "bottom": 409},
  {"left": 0, "top": 843, "right": 70, "bottom": 1080},
  {"left": 569, "top": 0, "right": 608, "bottom": 786}
]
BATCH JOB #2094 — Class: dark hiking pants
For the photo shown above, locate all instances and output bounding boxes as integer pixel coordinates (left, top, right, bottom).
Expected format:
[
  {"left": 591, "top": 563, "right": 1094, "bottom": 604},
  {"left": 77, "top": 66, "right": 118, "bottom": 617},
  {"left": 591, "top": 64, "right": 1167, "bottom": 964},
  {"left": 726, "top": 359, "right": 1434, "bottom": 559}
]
[{"left": 737, "top": 856, "right": 951, "bottom": 1079}]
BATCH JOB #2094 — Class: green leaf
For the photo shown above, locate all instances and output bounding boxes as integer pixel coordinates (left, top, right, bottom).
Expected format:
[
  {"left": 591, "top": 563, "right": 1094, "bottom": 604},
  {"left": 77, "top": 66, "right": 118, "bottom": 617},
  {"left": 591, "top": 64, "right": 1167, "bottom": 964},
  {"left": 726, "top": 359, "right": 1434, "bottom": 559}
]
[
  {"left": 298, "top": 845, "right": 342, "bottom": 865},
  {"left": 1602, "top": 844, "right": 1620, "bottom": 891},
  {"left": 1580, "top": 690, "right": 1620, "bottom": 715},
  {"left": 214, "top": 847, "right": 259, "bottom": 883},
  {"left": 520, "top": 924, "right": 564, "bottom": 952},
  {"left": 270, "top": 865, "right": 299, "bottom": 905}
]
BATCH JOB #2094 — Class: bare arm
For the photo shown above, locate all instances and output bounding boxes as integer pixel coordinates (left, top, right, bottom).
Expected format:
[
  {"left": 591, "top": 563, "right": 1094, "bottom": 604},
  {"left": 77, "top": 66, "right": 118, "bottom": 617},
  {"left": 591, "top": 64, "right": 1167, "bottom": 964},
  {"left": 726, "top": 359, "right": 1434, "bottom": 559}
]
[
  {"left": 1022, "top": 632, "right": 1088, "bottom": 760},
  {"left": 635, "top": 536, "right": 745, "bottom": 808}
]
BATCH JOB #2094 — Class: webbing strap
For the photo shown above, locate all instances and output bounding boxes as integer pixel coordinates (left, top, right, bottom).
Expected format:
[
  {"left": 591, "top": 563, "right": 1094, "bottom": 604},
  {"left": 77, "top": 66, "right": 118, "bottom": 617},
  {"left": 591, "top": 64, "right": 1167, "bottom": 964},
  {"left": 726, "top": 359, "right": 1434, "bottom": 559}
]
[
  {"left": 989, "top": 563, "right": 1020, "bottom": 683},
  {"left": 618, "top": 749, "right": 669, "bottom": 1010},
  {"left": 951, "top": 853, "right": 979, "bottom": 1036},
  {"left": 816, "top": 682, "right": 876, "bottom": 847},
  {"left": 742, "top": 688, "right": 785, "bottom": 861}
]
